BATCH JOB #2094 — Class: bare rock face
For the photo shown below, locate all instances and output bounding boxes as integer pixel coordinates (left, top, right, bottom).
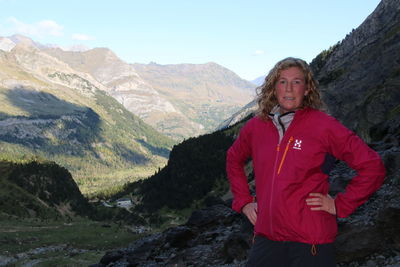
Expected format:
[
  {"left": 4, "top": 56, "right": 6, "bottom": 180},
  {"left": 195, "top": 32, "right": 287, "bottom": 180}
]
[{"left": 311, "top": 0, "right": 400, "bottom": 143}]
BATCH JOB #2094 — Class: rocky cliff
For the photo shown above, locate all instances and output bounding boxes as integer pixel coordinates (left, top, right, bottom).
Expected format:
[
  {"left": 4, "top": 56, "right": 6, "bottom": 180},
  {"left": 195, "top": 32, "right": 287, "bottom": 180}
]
[{"left": 310, "top": 0, "right": 400, "bottom": 144}]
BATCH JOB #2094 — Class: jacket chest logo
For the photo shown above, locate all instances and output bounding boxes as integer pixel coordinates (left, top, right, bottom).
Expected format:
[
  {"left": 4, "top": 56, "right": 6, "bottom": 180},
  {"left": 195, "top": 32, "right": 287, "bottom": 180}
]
[{"left": 293, "top": 139, "right": 302, "bottom": 150}]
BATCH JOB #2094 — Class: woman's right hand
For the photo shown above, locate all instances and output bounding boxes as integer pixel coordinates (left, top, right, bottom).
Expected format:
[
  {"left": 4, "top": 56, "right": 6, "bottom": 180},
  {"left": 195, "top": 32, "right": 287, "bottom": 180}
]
[{"left": 242, "top": 202, "right": 258, "bottom": 225}]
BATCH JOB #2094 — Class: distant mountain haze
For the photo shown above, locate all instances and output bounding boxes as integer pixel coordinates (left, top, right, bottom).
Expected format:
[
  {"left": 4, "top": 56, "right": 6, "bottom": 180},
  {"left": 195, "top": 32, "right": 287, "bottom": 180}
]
[
  {"left": 250, "top": 75, "right": 265, "bottom": 86},
  {"left": 131, "top": 62, "right": 255, "bottom": 138}
]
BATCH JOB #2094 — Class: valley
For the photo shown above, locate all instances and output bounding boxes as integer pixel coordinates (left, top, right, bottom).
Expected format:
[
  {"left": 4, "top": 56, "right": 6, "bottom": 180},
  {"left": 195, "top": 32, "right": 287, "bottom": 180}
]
[{"left": 1, "top": 0, "right": 400, "bottom": 265}]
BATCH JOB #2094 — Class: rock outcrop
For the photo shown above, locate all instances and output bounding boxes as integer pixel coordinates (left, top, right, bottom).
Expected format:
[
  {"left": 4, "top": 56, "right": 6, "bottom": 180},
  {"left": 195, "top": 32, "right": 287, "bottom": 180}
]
[
  {"left": 311, "top": 0, "right": 400, "bottom": 144},
  {"left": 92, "top": 205, "right": 253, "bottom": 267}
]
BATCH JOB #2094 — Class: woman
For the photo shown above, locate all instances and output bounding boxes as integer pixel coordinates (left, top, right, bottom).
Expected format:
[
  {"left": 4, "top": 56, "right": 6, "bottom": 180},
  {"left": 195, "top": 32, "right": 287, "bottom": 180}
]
[{"left": 226, "top": 57, "right": 385, "bottom": 266}]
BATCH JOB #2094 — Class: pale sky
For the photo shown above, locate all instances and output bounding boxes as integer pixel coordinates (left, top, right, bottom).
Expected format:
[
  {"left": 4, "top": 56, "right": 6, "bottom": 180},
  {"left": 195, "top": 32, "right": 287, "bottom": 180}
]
[{"left": 0, "top": 0, "right": 381, "bottom": 80}]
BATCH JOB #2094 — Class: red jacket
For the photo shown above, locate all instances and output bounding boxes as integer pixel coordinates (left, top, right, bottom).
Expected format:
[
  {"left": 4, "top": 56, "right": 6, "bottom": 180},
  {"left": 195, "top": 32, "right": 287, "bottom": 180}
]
[{"left": 226, "top": 107, "right": 385, "bottom": 244}]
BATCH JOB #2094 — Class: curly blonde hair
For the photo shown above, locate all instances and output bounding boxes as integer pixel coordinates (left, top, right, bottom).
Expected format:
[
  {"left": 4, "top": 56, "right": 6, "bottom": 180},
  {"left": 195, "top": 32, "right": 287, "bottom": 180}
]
[{"left": 256, "top": 57, "right": 324, "bottom": 120}]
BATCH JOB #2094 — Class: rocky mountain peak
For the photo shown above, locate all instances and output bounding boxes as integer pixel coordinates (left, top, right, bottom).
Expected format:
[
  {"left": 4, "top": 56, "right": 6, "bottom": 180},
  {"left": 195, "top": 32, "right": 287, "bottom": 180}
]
[
  {"left": 8, "top": 34, "right": 38, "bottom": 48},
  {"left": 86, "top": 47, "right": 119, "bottom": 62},
  {"left": 310, "top": 0, "right": 400, "bottom": 143},
  {"left": 11, "top": 41, "right": 40, "bottom": 53},
  {"left": 63, "top": 44, "right": 90, "bottom": 52},
  {"left": 317, "top": 0, "right": 400, "bottom": 73}
]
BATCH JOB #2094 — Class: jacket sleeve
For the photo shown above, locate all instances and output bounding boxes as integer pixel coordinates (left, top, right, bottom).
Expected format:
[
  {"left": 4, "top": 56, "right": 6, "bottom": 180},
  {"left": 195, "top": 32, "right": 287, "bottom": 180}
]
[
  {"left": 226, "top": 121, "right": 253, "bottom": 213},
  {"left": 323, "top": 117, "right": 386, "bottom": 218}
]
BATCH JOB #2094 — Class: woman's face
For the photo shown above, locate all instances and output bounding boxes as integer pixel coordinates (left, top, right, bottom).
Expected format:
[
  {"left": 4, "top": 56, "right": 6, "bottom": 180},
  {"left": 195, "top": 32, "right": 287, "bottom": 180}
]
[{"left": 275, "top": 67, "right": 309, "bottom": 113}]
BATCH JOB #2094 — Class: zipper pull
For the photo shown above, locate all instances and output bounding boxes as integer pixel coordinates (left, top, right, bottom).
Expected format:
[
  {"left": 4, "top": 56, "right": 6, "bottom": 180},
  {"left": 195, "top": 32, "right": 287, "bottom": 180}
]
[{"left": 277, "top": 136, "right": 294, "bottom": 175}]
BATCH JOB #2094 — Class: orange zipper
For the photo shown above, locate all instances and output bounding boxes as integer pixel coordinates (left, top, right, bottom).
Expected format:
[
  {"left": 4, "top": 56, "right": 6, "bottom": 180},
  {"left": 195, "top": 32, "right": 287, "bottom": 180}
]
[{"left": 277, "top": 136, "right": 293, "bottom": 175}]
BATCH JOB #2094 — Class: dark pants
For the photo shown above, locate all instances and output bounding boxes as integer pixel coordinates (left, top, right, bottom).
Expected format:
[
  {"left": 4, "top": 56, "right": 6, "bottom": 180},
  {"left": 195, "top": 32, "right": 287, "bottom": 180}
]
[{"left": 246, "top": 235, "right": 336, "bottom": 267}]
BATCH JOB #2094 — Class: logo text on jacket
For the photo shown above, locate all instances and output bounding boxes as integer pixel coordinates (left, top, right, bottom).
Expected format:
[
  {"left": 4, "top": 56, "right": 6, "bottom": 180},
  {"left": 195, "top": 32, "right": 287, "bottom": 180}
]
[{"left": 293, "top": 139, "right": 302, "bottom": 150}]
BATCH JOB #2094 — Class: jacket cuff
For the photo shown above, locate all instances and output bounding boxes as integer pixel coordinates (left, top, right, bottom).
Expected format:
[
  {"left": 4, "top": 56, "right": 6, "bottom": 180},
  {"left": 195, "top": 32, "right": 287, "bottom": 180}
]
[{"left": 232, "top": 195, "right": 255, "bottom": 213}]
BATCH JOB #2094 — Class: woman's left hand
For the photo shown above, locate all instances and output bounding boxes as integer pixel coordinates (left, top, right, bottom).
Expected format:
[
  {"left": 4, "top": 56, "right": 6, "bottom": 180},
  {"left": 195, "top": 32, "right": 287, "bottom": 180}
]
[{"left": 306, "top": 193, "right": 336, "bottom": 215}]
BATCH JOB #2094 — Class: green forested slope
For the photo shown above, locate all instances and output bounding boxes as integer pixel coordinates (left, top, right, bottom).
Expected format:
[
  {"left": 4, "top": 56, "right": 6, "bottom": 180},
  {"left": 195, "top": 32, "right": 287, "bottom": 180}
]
[
  {"left": 117, "top": 115, "right": 252, "bottom": 222},
  {"left": 0, "top": 160, "right": 90, "bottom": 219}
]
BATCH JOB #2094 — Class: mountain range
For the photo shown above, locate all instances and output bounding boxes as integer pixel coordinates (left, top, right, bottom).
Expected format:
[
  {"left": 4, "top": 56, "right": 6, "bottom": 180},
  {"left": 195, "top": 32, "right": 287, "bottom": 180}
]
[
  {"left": 0, "top": 34, "right": 256, "bottom": 194},
  {"left": 131, "top": 62, "right": 255, "bottom": 139},
  {"left": 18, "top": 38, "right": 255, "bottom": 140},
  {"left": 1, "top": 35, "right": 255, "bottom": 141}
]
